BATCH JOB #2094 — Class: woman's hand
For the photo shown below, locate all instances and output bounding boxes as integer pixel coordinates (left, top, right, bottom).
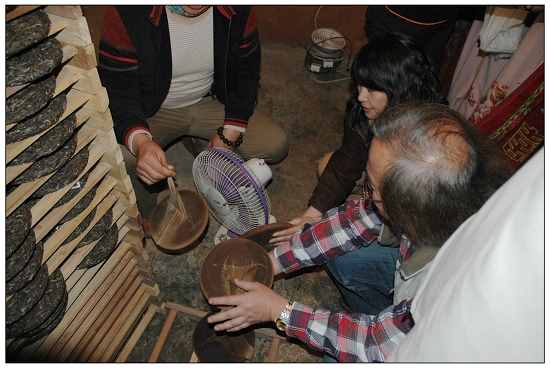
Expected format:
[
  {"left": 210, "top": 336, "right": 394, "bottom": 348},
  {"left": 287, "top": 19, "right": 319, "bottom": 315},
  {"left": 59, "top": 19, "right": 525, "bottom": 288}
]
[
  {"left": 207, "top": 279, "right": 289, "bottom": 333},
  {"left": 269, "top": 206, "right": 322, "bottom": 244},
  {"left": 134, "top": 135, "right": 176, "bottom": 185}
]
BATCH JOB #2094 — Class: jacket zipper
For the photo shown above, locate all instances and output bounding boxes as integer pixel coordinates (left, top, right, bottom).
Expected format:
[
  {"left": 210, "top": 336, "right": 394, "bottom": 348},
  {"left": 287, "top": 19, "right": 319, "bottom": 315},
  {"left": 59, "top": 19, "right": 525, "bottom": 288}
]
[{"left": 224, "top": 16, "right": 232, "bottom": 104}]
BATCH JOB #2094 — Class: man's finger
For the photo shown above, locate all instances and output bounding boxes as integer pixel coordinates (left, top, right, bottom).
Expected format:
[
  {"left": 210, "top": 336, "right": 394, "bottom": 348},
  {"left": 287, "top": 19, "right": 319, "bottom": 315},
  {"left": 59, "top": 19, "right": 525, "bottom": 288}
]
[
  {"left": 142, "top": 161, "right": 169, "bottom": 181},
  {"left": 208, "top": 294, "right": 243, "bottom": 308},
  {"left": 156, "top": 153, "right": 177, "bottom": 176},
  {"left": 207, "top": 306, "right": 241, "bottom": 324},
  {"left": 136, "top": 169, "right": 155, "bottom": 185},
  {"left": 232, "top": 279, "right": 259, "bottom": 291},
  {"left": 269, "top": 234, "right": 293, "bottom": 244},
  {"left": 227, "top": 322, "right": 250, "bottom": 333}
]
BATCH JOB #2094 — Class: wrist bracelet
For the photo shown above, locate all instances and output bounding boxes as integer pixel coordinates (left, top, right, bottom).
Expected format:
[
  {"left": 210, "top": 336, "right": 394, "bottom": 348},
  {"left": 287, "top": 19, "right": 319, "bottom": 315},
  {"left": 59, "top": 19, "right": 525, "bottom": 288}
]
[{"left": 217, "top": 126, "right": 243, "bottom": 148}]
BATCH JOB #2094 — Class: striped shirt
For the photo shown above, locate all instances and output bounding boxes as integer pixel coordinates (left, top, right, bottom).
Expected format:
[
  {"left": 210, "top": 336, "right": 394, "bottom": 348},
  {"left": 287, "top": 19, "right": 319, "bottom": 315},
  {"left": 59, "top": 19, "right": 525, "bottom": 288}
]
[{"left": 273, "top": 198, "right": 416, "bottom": 362}]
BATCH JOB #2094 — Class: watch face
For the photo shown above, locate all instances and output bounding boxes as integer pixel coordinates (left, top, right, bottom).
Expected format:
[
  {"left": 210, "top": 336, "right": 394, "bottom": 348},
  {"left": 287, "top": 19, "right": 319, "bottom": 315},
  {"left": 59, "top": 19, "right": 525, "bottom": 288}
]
[{"left": 276, "top": 319, "right": 287, "bottom": 332}]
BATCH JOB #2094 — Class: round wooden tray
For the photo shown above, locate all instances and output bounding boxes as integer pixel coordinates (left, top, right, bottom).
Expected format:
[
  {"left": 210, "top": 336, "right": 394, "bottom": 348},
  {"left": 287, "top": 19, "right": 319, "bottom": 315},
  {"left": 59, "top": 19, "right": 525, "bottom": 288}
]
[
  {"left": 150, "top": 189, "right": 209, "bottom": 253},
  {"left": 192, "top": 315, "right": 255, "bottom": 363},
  {"left": 240, "top": 222, "right": 293, "bottom": 251},
  {"left": 200, "top": 238, "right": 273, "bottom": 301}
]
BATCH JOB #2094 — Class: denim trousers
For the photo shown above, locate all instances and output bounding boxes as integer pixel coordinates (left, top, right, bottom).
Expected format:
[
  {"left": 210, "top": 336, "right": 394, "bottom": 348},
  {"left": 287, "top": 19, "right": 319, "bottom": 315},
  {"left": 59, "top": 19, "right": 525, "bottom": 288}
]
[
  {"left": 325, "top": 241, "right": 400, "bottom": 316},
  {"left": 322, "top": 242, "right": 399, "bottom": 362}
]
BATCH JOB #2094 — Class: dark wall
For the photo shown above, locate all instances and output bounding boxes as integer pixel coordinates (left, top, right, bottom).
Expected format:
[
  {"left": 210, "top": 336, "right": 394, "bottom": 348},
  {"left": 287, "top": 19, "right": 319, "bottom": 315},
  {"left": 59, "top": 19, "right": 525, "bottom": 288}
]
[{"left": 82, "top": 5, "right": 368, "bottom": 60}]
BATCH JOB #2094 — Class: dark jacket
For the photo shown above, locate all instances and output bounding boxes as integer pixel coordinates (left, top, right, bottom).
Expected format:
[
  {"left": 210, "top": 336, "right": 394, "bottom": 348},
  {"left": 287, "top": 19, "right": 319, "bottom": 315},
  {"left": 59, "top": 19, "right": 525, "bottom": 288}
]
[
  {"left": 98, "top": 5, "right": 261, "bottom": 144},
  {"left": 308, "top": 99, "right": 372, "bottom": 213}
]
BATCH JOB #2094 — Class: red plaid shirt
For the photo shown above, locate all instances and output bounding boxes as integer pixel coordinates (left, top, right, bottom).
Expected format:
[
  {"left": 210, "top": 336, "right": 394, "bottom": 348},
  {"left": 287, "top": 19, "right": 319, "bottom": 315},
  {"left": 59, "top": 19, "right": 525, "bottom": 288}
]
[{"left": 273, "top": 198, "right": 415, "bottom": 362}]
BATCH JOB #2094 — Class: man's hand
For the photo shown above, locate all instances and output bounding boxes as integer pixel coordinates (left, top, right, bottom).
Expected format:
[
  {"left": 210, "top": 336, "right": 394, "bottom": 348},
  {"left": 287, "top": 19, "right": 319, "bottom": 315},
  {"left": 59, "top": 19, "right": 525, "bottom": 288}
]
[
  {"left": 209, "top": 127, "right": 242, "bottom": 150},
  {"left": 133, "top": 134, "right": 176, "bottom": 185},
  {"left": 269, "top": 206, "right": 322, "bottom": 244},
  {"left": 207, "top": 279, "right": 289, "bottom": 332}
]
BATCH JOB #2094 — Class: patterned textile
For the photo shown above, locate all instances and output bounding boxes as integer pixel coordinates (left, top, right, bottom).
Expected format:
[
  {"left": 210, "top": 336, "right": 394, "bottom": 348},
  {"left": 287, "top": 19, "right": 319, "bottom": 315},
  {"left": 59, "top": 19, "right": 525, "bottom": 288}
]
[
  {"left": 287, "top": 299, "right": 414, "bottom": 362},
  {"left": 447, "top": 20, "right": 544, "bottom": 169},
  {"left": 475, "top": 63, "right": 544, "bottom": 169},
  {"left": 273, "top": 198, "right": 417, "bottom": 362}
]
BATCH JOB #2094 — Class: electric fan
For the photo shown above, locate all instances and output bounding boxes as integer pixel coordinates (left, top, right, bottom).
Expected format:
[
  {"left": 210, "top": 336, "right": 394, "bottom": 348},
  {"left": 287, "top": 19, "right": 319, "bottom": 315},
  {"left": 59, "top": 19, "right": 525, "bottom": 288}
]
[{"left": 192, "top": 148, "right": 273, "bottom": 244}]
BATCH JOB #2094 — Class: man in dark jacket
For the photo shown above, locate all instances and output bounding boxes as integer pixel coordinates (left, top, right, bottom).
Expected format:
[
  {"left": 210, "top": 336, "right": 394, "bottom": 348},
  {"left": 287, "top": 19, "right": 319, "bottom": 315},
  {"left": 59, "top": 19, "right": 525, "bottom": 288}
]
[{"left": 98, "top": 5, "right": 288, "bottom": 218}]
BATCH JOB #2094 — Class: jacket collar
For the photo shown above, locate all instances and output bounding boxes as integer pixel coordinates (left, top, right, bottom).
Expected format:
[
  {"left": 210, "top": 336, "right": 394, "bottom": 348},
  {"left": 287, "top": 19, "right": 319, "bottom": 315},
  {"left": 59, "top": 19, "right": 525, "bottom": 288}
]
[{"left": 147, "top": 5, "right": 235, "bottom": 26}]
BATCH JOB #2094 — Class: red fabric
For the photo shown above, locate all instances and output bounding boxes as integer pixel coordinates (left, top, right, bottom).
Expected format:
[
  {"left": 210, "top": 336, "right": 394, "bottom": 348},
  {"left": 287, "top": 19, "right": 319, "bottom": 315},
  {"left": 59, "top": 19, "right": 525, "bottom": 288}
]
[
  {"left": 244, "top": 7, "right": 258, "bottom": 37},
  {"left": 148, "top": 5, "right": 163, "bottom": 26},
  {"left": 102, "top": 6, "right": 136, "bottom": 52},
  {"left": 216, "top": 5, "right": 235, "bottom": 19},
  {"left": 98, "top": 49, "right": 138, "bottom": 65},
  {"left": 123, "top": 124, "right": 151, "bottom": 147},
  {"left": 224, "top": 118, "right": 248, "bottom": 129},
  {"left": 473, "top": 63, "right": 544, "bottom": 170}
]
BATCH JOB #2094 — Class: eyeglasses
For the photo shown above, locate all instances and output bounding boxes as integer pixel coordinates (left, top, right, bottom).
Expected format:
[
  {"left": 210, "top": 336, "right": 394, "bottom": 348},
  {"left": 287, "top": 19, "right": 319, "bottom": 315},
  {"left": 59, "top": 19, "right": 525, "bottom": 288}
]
[{"left": 363, "top": 174, "right": 383, "bottom": 205}]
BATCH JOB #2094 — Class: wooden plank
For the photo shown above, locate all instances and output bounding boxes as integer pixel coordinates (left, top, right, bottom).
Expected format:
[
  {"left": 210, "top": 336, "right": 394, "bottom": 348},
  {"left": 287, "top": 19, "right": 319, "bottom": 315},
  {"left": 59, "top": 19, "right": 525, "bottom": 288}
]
[
  {"left": 6, "top": 5, "right": 42, "bottom": 21},
  {"left": 46, "top": 258, "right": 137, "bottom": 361},
  {"left": 74, "top": 276, "right": 143, "bottom": 362},
  {"left": 32, "top": 162, "right": 111, "bottom": 236},
  {"left": 95, "top": 284, "right": 152, "bottom": 362},
  {"left": 7, "top": 118, "right": 96, "bottom": 184},
  {"left": 41, "top": 184, "right": 115, "bottom": 263},
  {"left": 265, "top": 338, "right": 281, "bottom": 362},
  {"left": 6, "top": 101, "right": 92, "bottom": 165},
  {"left": 67, "top": 42, "right": 97, "bottom": 71},
  {"left": 66, "top": 244, "right": 144, "bottom": 302},
  {"left": 114, "top": 304, "right": 160, "bottom": 362},
  {"left": 6, "top": 127, "right": 98, "bottom": 214},
  {"left": 147, "top": 308, "right": 177, "bottom": 363},
  {"left": 58, "top": 211, "right": 129, "bottom": 280},
  {"left": 64, "top": 263, "right": 100, "bottom": 300},
  {"left": 48, "top": 12, "right": 92, "bottom": 47},
  {"left": 45, "top": 5, "right": 83, "bottom": 19},
  {"left": 6, "top": 45, "right": 78, "bottom": 100},
  {"left": 36, "top": 242, "right": 134, "bottom": 358}
]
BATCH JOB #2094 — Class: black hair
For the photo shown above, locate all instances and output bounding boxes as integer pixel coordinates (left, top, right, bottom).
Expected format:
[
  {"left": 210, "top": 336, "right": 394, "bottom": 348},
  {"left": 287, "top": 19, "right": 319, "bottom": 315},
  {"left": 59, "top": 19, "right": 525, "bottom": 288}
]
[
  {"left": 372, "top": 103, "right": 511, "bottom": 248},
  {"left": 351, "top": 32, "right": 445, "bottom": 108}
]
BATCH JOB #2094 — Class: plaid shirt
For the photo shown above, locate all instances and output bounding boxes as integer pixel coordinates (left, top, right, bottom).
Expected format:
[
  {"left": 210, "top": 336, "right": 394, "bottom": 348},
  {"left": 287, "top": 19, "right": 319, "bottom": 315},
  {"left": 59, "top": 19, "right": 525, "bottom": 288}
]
[{"left": 273, "top": 198, "right": 416, "bottom": 362}]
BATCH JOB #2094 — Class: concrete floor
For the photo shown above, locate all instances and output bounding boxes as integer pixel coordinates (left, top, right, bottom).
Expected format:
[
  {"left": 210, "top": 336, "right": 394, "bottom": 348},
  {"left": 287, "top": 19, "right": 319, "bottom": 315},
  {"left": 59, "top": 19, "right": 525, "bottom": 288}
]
[{"left": 132, "top": 42, "right": 353, "bottom": 362}]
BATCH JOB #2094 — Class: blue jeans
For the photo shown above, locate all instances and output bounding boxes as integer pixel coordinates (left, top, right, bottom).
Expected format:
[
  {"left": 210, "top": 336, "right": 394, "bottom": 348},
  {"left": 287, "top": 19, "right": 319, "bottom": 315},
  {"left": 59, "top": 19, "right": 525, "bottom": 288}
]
[{"left": 325, "top": 242, "right": 400, "bottom": 316}]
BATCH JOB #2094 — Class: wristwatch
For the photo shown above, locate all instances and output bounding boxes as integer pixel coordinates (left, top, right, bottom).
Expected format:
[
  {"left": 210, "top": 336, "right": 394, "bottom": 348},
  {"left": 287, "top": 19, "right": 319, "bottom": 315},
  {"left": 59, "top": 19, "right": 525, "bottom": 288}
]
[{"left": 275, "top": 301, "right": 293, "bottom": 332}]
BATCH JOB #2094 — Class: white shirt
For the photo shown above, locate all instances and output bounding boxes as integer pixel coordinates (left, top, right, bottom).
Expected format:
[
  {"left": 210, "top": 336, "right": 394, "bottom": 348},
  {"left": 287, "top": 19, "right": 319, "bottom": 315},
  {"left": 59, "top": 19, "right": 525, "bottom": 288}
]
[{"left": 161, "top": 6, "right": 214, "bottom": 109}]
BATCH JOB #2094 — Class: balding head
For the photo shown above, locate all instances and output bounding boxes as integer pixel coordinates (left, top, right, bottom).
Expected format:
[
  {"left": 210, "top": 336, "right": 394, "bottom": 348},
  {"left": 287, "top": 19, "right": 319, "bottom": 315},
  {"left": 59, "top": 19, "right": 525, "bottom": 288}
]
[{"left": 369, "top": 103, "right": 509, "bottom": 248}]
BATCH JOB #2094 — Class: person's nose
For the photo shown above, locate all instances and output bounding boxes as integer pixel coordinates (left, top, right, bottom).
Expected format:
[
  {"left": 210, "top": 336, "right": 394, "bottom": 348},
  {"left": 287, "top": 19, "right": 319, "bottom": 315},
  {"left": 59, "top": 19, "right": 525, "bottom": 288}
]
[{"left": 357, "top": 87, "right": 369, "bottom": 103}]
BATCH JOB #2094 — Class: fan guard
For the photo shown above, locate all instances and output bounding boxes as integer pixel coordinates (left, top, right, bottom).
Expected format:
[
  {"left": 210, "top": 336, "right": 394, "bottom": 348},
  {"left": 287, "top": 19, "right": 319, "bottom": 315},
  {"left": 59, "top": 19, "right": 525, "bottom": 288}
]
[
  {"left": 192, "top": 148, "right": 271, "bottom": 236},
  {"left": 311, "top": 27, "right": 346, "bottom": 50}
]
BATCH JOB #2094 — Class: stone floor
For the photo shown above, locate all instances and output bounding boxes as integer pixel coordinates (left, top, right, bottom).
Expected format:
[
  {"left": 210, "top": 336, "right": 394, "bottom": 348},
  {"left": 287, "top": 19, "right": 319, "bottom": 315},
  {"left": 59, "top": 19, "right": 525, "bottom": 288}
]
[{"left": 132, "top": 41, "right": 353, "bottom": 362}]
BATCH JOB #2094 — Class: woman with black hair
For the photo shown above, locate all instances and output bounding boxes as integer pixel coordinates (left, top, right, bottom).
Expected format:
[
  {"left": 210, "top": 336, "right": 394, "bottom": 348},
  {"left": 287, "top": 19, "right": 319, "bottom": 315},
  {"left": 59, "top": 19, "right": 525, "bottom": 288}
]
[{"left": 271, "top": 32, "right": 445, "bottom": 315}]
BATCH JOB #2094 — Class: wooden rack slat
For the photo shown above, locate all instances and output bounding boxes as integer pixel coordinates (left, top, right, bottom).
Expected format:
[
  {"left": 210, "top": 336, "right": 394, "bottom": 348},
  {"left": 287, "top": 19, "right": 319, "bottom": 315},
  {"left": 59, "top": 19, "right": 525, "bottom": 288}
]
[
  {"left": 115, "top": 303, "right": 160, "bottom": 362},
  {"left": 44, "top": 192, "right": 117, "bottom": 270},
  {"left": 6, "top": 45, "right": 77, "bottom": 100},
  {"left": 69, "top": 269, "right": 142, "bottom": 362},
  {"left": 6, "top": 127, "right": 98, "bottom": 213},
  {"left": 39, "top": 247, "right": 135, "bottom": 359},
  {"left": 58, "top": 211, "right": 130, "bottom": 280},
  {"left": 6, "top": 5, "right": 42, "bottom": 21},
  {"left": 32, "top": 162, "right": 110, "bottom": 237},
  {"left": 41, "top": 177, "right": 116, "bottom": 262},
  {"left": 51, "top": 261, "right": 139, "bottom": 361},
  {"left": 86, "top": 283, "right": 151, "bottom": 362}
]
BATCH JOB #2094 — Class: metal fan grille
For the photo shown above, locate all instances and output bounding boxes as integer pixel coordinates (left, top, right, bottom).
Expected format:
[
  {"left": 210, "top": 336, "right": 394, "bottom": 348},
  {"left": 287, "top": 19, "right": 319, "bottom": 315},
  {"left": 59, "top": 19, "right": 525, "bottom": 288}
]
[
  {"left": 311, "top": 28, "right": 346, "bottom": 50},
  {"left": 192, "top": 148, "right": 270, "bottom": 235}
]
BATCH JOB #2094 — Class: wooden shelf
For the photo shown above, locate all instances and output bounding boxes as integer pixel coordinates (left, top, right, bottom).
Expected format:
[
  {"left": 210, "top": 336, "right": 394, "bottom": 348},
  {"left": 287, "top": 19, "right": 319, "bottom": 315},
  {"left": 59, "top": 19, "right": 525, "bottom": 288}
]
[
  {"left": 6, "top": 6, "right": 153, "bottom": 363},
  {"left": 6, "top": 126, "right": 99, "bottom": 212}
]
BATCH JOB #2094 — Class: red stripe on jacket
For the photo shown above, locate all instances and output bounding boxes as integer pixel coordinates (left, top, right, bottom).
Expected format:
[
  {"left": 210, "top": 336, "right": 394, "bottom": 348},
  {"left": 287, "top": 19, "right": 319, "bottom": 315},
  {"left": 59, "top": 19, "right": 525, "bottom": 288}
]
[{"left": 102, "top": 6, "right": 136, "bottom": 52}]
